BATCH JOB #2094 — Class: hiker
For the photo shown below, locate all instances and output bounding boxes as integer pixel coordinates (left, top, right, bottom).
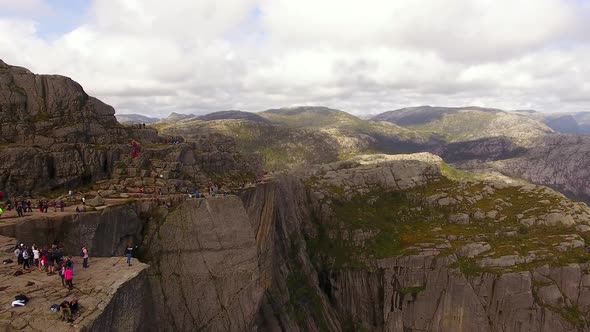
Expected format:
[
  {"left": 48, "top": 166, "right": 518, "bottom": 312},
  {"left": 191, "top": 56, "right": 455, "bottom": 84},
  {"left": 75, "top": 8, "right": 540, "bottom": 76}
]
[
  {"left": 64, "top": 267, "right": 73, "bottom": 289},
  {"left": 126, "top": 246, "right": 134, "bottom": 266},
  {"left": 47, "top": 249, "right": 55, "bottom": 274},
  {"left": 33, "top": 246, "right": 40, "bottom": 267},
  {"left": 60, "top": 201, "right": 65, "bottom": 212},
  {"left": 75, "top": 206, "right": 80, "bottom": 213},
  {"left": 40, "top": 251, "right": 47, "bottom": 271},
  {"left": 81, "top": 197, "right": 85, "bottom": 206},
  {"left": 22, "top": 248, "right": 30, "bottom": 269},
  {"left": 15, "top": 245, "right": 22, "bottom": 265},
  {"left": 59, "top": 263, "right": 66, "bottom": 287},
  {"left": 81, "top": 246, "right": 89, "bottom": 268},
  {"left": 65, "top": 256, "right": 74, "bottom": 272}
]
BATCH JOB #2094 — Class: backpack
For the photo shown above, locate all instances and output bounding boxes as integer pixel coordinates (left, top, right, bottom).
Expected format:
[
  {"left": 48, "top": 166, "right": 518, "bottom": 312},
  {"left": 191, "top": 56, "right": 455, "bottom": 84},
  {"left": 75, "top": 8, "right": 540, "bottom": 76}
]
[
  {"left": 15, "top": 294, "right": 29, "bottom": 303},
  {"left": 50, "top": 304, "right": 59, "bottom": 313},
  {"left": 80, "top": 250, "right": 84, "bottom": 257}
]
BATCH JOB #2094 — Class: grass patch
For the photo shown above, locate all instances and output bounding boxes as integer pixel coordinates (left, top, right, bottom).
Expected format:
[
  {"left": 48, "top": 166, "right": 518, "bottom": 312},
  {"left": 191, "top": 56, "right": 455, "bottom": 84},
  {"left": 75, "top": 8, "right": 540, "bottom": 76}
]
[{"left": 398, "top": 286, "right": 426, "bottom": 295}]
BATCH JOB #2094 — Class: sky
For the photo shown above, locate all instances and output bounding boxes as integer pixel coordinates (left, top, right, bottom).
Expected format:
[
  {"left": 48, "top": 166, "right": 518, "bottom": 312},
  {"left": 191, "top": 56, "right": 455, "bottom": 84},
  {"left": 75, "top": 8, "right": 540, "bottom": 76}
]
[{"left": 1, "top": 0, "right": 590, "bottom": 117}]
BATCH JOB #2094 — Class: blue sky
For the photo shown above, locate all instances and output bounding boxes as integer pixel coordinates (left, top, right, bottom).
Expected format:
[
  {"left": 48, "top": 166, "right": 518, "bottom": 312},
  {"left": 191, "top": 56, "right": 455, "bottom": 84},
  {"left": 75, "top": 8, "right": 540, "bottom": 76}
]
[{"left": 0, "top": 0, "right": 92, "bottom": 39}]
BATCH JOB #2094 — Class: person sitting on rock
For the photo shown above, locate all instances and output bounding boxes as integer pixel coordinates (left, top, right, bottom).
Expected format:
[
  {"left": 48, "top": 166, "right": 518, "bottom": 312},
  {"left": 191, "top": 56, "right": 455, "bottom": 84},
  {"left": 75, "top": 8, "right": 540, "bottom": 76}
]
[
  {"left": 69, "top": 298, "right": 80, "bottom": 316},
  {"left": 59, "top": 301, "right": 72, "bottom": 321}
]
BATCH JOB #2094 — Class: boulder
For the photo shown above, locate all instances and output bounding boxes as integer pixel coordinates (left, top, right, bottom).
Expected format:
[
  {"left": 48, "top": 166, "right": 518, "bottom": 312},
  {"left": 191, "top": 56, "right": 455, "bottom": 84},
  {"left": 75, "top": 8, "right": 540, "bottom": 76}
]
[
  {"left": 448, "top": 213, "right": 470, "bottom": 225},
  {"left": 543, "top": 213, "right": 576, "bottom": 227},
  {"left": 86, "top": 196, "right": 106, "bottom": 207},
  {"left": 478, "top": 255, "right": 524, "bottom": 267},
  {"left": 457, "top": 242, "right": 491, "bottom": 258}
]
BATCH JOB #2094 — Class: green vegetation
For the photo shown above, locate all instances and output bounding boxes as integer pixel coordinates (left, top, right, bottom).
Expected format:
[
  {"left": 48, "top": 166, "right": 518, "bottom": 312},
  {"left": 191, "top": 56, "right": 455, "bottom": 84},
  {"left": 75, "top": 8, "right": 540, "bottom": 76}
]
[
  {"left": 304, "top": 163, "right": 590, "bottom": 275},
  {"left": 407, "top": 110, "right": 498, "bottom": 142},
  {"left": 439, "top": 162, "right": 478, "bottom": 181},
  {"left": 32, "top": 111, "right": 51, "bottom": 122},
  {"left": 285, "top": 238, "right": 329, "bottom": 330},
  {"left": 398, "top": 286, "right": 426, "bottom": 295},
  {"left": 451, "top": 257, "right": 489, "bottom": 277}
]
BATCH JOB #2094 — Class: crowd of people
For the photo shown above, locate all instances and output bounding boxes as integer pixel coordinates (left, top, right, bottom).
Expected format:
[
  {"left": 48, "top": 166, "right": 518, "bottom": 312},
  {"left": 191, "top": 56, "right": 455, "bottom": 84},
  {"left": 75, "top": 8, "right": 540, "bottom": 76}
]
[
  {"left": 1, "top": 198, "right": 66, "bottom": 218},
  {"left": 12, "top": 242, "right": 83, "bottom": 290},
  {"left": 8, "top": 241, "right": 89, "bottom": 321}
]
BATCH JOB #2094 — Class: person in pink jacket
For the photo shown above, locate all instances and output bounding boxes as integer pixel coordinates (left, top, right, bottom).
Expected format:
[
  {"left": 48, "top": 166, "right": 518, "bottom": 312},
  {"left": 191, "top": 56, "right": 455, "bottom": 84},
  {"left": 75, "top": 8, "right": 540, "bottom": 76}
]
[{"left": 64, "top": 267, "right": 73, "bottom": 289}]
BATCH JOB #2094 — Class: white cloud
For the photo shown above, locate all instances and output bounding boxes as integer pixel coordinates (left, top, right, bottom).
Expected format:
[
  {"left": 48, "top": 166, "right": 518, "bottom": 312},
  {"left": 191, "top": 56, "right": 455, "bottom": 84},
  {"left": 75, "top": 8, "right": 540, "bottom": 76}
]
[{"left": 1, "top": 0, "right": 590, "bottom": 117}]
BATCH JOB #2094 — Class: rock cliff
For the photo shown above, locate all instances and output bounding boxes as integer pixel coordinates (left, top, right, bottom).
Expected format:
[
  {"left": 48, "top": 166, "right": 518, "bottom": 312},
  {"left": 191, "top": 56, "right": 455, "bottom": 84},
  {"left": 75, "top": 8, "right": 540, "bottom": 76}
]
[{"left": 4, "top": 153, "right": 590, "bottom": 331}]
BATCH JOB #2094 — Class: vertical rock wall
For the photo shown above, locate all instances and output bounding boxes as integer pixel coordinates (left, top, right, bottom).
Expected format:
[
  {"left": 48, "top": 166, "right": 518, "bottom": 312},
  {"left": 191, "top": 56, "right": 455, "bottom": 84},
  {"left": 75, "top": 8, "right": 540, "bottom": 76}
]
[{"left": 140, "top": 197, "right": 265, "bottom": 331}]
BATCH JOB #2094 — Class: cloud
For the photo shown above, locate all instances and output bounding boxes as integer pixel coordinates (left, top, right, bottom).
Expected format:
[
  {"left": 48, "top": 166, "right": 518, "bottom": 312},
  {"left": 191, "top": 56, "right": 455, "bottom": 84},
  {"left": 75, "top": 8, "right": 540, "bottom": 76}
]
[{"left": 1, "top": 0, "right": 590, "bottom": 117}]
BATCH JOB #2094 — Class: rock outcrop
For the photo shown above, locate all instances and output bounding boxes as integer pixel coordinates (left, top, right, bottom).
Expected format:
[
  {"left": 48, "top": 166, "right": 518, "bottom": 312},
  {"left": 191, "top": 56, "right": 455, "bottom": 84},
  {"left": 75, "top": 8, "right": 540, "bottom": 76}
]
[
  {"left": 0, "top": 235, "right": 153, "bottom": 332},
  {"left": 0, "top": 60, "right": 262, "bottom": 195}
]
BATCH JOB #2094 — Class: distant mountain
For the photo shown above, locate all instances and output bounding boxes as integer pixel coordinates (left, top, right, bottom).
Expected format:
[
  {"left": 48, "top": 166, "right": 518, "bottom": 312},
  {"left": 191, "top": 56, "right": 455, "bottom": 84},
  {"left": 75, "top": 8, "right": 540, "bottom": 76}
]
[
  {"left": 371, "top": 106, "right": 502, "bottom": 126},
  {"left": 115, "top": 113, "right": 160, "bottom": 124},
  {"left": 165, "top": 112, "right": 196, "bottom": 121},
  {"left": 542, "top": 114, "right": 581, "bottom": 134},
  {"left": 260, "top": 106, "right": 360, "bottom": 129},
  {"left": 372, "top": 106, "right": 553, "bottom": 145},
  {"left": 572, "top": 112, "right": 590, "bottom": 134},
  {"left": 516, "top": 111, "right": 590, "bottom": 134},
  {"left": 197, "top": 110, "right": 271, "bottom": 123}
]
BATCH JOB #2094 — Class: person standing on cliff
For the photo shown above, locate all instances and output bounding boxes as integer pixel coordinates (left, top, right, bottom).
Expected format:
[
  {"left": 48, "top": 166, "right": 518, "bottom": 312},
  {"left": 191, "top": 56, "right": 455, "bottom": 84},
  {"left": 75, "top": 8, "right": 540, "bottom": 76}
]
[
  {"left": 22, "top": 248, "right": 30, "bottom": 269},
  {"left": 125, "top": 245, "right": 134, "bottom": 266},
  {"left": 32, "top": 246, "right": 39, "bottom": 267},
  {"left": 82, "top": 246, "right": 89, "bottom": 268},
  {"left": 64, "top": 267, "right": 73, "bottom": 289}
]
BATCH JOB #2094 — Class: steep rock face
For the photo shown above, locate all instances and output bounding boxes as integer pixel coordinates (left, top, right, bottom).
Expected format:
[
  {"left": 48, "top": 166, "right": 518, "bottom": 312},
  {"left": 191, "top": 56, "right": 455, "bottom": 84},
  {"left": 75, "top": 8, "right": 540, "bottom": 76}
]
[
  {"left": 241, "top": 156, "right": 590, "bottom": 331},
  {"left": 0, "top": 203, "right": 143, "bottom": 257},
  {"left": 141, "top": 197, "right": 265, "bottom": 331},
  {"left": 472, "top": 135, "right": 590, "bottom": 203},
  {"left": 240, "top": 174, "right": 343, "bottom": 331},
  {"left": 0, "top": 59, "right": 126, "bottom": 146},
  {"left": 82, "top": 269, "right": 156, "bottom": 332},
  {"left": 378, "top": 255, "right": 582, "bottom": 331}
]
